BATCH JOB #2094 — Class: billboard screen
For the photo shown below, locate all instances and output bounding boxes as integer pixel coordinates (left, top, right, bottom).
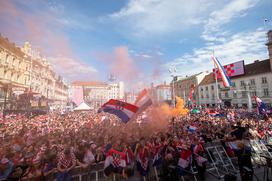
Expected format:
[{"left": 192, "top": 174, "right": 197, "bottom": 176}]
[{"left": 213, "top": 60, "right": 245, "bottom": 79}]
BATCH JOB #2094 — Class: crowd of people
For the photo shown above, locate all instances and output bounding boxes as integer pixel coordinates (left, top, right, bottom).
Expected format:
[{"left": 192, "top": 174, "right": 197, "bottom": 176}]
[{"left": 0, "top": 107, "right": 271, "bottom": 181}]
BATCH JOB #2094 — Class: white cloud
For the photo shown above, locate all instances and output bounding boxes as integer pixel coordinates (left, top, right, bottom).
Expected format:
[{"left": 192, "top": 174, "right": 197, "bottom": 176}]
[
  {"left": 167, "top": 29, "right": 268, "bottom": 76},
  {"left": 109, "top": 0, "right": 214, "bottom": 38},
  {"left": 141, "top": 54, "right": 152, "bottom": 58},
  {"left": 202, "top": 0, "right": 259, "bottom": 41},
  {"left": 48, "top": 56, "right": 97, "bottom": 80},
  {"left": 157, "top": 51, "right": 164, "bottom": 56}
]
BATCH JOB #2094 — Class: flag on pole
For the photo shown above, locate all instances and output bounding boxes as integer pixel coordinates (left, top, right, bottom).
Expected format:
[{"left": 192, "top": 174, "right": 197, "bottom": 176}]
[
  {"left": 211, "top": 55, "right": 232, "bottom": 88},
  {"left": 254, "top": 96, "right": 267, "bottom": 115},
  {"left": 178, "top": 149, "right": 192, "bottom": 168},
  {"left": 104, "top": 149, "right": 126, "bottom": 176},
  {"left": 135, "top": 89, "right": 152, "bottom": 112},
  {"left": 98, "top": 99, "right": 138, "bottom": 123},
  {"left": 188, "top": 84, "right": 195, "bottom": 108}
]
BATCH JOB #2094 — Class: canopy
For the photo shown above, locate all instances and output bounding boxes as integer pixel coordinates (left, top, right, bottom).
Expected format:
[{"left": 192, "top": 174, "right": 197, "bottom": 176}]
[
  {"left": 192, "top": 108, "right": 200, "bottom": 114},
  {"left": 74, "top": 102, "right": 93, "bottom": 111}
]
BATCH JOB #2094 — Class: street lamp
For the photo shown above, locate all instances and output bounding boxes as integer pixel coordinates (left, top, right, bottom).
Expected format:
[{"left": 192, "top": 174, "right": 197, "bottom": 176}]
[{"left": 168, "top": 66, "right": 177, "bottom": 107}]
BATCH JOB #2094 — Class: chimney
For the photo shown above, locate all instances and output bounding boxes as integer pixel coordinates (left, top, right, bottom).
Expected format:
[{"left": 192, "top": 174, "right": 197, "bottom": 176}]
[{"left": 266, "top": 30, "right": 272, "bottom": 71}]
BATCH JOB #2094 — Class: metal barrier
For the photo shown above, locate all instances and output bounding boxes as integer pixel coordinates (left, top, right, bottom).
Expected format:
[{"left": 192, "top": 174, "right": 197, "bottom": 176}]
[
  {"left": 25, "top": 139, "right": 272, "bottom": 181},
  {"left": 250, "top": 139, "right": 272, "bottom": 166},
  {"left": 204, "top": 141, "right": 237, "bottom": 180}
]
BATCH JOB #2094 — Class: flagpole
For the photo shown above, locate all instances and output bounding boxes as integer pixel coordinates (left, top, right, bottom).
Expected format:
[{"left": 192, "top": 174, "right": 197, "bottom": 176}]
[{"left": 213, "top": 51, "right": 220, "bottom": 107}]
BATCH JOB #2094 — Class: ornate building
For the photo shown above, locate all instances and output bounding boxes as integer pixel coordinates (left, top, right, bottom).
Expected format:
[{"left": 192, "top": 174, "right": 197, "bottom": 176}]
[
  {"left": 0, "top": 35, "right": 31, "bottom": 110},
  {"left": 0, "top": 34, "right": 68, "bottom": 110}
]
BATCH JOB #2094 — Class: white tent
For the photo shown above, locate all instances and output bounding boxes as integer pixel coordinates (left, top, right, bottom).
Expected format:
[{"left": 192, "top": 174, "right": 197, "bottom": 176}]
[{"left": 74, "top": 102, "right": 93, "bottom": 111}]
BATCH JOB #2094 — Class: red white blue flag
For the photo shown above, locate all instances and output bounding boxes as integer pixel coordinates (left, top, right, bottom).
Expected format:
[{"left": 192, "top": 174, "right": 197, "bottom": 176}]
[
  {"left": 212, "top": 55, "right": 232, "bottom": 88},
  {"left": 135, "top": 89, "right": 152, "bottom": 112},
  {"left": 99, "top": 99, "right": 138, "bottom": 123},
  {"left": 178, "top": 149, "right": 192, "bottom": 168},
  {"left": 254, "top": 96, "right": 267, "bottom": 115},
  {"left": 104, "top": 149, "right": 126, "bottom": 176}
]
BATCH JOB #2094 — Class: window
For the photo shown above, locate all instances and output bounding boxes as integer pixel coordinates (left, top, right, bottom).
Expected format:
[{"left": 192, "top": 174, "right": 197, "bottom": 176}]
[
  {"left": 205, "top": 86, "right": 208, "bottom": 91},
  {"left": 242, "top": 91, "right": 246, "bottom": 98},
  {"left": 206, "top": 94, "right": 209, "bottom": 98},
  {"left": 225, "top": 92, "right": 229, "bottom": 98},
  {"left": 219, "top": 93, "right": 222, "bottom": 99},
  {"left": 4, "top": 70, "right": 7, "bottom": 79},
  {"left": 233, "top": 91, "right": 237, "bottom": 98},
  {"left": 201, "top": 95, "right": 204, "bottom": 99},
  {"left": 211, "top": 85, "right": 214, "bottom": 90},
  {"left": 218, "top": 84, "right": 220, "bottom": 89},
  {"left": 250, "top": 79, "right": 255, "bottom": 85},
  {"left": 201, "top": 88, "right": 203, "bottom": 91},
  {"left": 264, "top": 88, "right": 269, "bottom": 97},
  {"left": 212, "top": 94, "right": 215, "bottom": 99},
  {"left": 232, "top": 82, "right": 236, "bottom": 87},
  {"left": 250, "top": 91, "right": 257, "bottom": 97},
  {"left": 262, "top": 77, "right": 267, "bottom": 84},
  {"left": 240, "top": 81, "right": 245, "bottom": 86}
]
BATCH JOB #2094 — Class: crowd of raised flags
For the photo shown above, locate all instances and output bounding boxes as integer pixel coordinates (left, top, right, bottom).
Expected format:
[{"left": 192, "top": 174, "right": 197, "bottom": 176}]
[
  {"left": 0, "top": 98, "right": 272, "bottom": 180},
  {"left": 0, "top": 55, "right": 271, "bottom": 181}
]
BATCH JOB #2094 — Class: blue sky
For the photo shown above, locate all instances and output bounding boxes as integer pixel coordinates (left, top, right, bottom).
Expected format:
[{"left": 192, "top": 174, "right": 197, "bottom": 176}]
[{"left": 0, "top": 0, "right": 271, "bottom": 90}]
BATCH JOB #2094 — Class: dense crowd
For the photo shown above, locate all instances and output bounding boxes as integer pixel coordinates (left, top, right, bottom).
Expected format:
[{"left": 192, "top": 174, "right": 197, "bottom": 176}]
[{"left": 0, "top": 107, "right": 271, "bottom": 181}]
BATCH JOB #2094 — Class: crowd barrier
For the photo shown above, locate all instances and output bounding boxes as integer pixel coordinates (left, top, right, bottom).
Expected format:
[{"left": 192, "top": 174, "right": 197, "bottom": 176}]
[
  {"left": 22, "top": 139, "right": 272, "bottom": 181},
  {"left": 204, "top": 140, "right": 237, "bottom": 179}
]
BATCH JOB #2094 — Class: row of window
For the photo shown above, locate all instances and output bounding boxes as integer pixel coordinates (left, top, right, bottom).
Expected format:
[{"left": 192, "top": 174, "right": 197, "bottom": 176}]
[
  {"left": 200, "top": 77, "right": 268, "bottom": 92},
  {"left": 200, "top": 88, "right": 270, "bottom": 99}
]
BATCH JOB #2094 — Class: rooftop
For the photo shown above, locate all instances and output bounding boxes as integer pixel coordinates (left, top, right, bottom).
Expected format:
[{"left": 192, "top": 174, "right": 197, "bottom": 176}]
[
  {"left": 0, "top": 34, "right": 25, "bottom": 57},
  {"left": 156, "top": 84, "right": 171, "bottom": 89},
  {"left": 72, "top": 81, "right": 108, "bottom": 87},
  {"left": 199, "top": 59, "right": 271, "bottom": 86}
]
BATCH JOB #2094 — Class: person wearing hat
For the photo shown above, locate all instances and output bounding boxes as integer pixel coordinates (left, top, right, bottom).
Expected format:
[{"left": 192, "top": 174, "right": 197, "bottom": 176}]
[{"left": 0, "top": 158, "right": 14, "bottom": 180}]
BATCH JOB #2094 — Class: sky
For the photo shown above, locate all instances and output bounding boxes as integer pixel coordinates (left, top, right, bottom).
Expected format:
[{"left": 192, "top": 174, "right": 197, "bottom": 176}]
[{"left": 0, "top": 0, "right": 272, "bottom": 90}]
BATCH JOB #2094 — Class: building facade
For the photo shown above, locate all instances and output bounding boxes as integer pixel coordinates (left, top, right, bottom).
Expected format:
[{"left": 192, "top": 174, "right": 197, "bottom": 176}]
[
  {"left": 21, "top": 42, "right": 68, "bottom": 108},
  {"left": 0, "top": 35, "right": 31, "bottom": 110},
  {"left": 173, "top": 72, "right": 208, "bottom": 104},
  {"left": 198, "top": 30, "right": 272, "bottom": 107},
  {"left": 155, "top": 83, "right": 171, "bottom": 102},
  {"left": 198, "top": 60, "right": 272, "bottom": 107},
  {"left": 124, "top": 91, "right": 137, "bottom": 104},
  {"left": 71, "top": 81, "right": 125, "bottom": 108},
  {"left": 0, "top": 34, "right": 68, "bottom": 110}
]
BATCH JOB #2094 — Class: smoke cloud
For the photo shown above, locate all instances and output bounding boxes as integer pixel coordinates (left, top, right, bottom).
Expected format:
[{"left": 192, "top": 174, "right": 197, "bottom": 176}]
[{"left": 0, "top": 0, "right": 97, "bottom": 81}]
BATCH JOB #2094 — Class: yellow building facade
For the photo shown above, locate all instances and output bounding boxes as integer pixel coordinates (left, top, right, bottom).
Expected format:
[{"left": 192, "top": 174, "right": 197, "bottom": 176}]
[{"left": 0, "top": 34, "right": 68, "bottom": 110}]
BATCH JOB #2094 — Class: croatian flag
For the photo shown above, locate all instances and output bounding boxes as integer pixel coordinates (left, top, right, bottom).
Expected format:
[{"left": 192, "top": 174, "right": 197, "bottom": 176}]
[
  {"left": 212, "top": 55, "right": 232, "bottom": 88},
  {"left": 208, "top": 110, "right": 221, "bottom": 117},
  {"left": 152, "top": 145, "right": 163, "bottom": 167},
  {"left": 188, "top": 125, "right": 197, "bottom": 133},
  {"left": 104, "top": 149, "right": 126, "bottom": 176},
  {"left": 178, "top": 149, "right": 192, "bottom": 168},
  {"left": 135, "top": 89, "right": 152, "bottom": 112},
  {"left": 99, "top": 99, "right": 138, "bottom": 123},
  {"left": 188, "top": 85, "right": 195, "bottom": 108},
  {"left": 254, "top": 96, "right": 267, "bottom": 115},
  {"left": 136, "top": 149, "right": 149, "bottom": 176}
]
